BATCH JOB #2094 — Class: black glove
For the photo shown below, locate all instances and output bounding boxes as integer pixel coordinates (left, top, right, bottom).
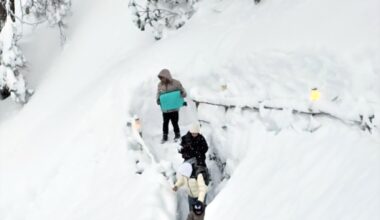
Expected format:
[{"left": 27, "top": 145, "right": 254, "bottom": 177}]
[
  {"left": 183, "top": 101, "right": 187, "bottom": 107},
  {"left": 193, "top": 200, "right": 205, "bottom": 215},
  {"left": 156, "top": 99, "right": 160, "bottom": 105}
]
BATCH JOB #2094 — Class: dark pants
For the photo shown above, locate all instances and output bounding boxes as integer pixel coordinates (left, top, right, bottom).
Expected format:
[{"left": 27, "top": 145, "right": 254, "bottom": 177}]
[
  {"left": 188, "top": 196, "right": 198, "bottom": 211},
  {"left": 187, "top": 212, "right": 204, "bottom": 220},
  {"left": 162, "top": 111, "right": 180, "bottom": 136},
  {"left": 187, "top": 196, "right": 206, "bottom": 220}
]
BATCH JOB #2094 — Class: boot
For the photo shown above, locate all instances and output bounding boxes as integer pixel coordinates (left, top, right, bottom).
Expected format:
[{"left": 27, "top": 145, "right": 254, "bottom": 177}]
[
  {"left": 161, "top": 134, "right": 168, "bottom": 144},
  {"left": 174, "top": 132, "right": 181, "bottom": 142}
]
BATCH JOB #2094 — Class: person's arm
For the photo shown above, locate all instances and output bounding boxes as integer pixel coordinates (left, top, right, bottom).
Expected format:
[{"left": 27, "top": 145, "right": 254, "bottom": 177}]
[
  {"left": 156, "top": 84, "right": 161, "bottom": 105},
  {"left": 196, "top": 174, "right": 208, "bottom": 203},
  {"left": 178, "top": 81, "right": 187, "bottom": 98},
  {"left": 179, "top": 136, "right": 186, "bottom": 153},
  {"left": 174, "top": 175, "right": 186, "bottom": 188},
  {"left": 200, "top": 136, "right": 208, "bottom": 154},
  {"left": 180, "top": 136, "right": 186, "bottom": 148}
]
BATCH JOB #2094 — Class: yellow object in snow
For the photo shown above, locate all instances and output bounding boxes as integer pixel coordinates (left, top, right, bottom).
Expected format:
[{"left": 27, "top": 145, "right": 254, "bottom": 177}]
[{"left": 310, "top": 88, "right": 321, "bottom": 101}]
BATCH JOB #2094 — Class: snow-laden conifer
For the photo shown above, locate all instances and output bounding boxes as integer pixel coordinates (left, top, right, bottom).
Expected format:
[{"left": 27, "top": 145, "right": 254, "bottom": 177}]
[{"left": 129, "top": 0, "right": 198, "bottom": 40}]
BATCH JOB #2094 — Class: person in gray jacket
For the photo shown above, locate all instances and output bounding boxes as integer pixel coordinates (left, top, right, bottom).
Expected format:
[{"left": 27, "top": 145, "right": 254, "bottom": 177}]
[{"left": 156, "top": 69, "right": 187, "bottom": 143}]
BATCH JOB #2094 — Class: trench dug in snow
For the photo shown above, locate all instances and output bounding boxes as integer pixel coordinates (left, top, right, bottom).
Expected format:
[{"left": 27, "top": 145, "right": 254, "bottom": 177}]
[
  {"left": 124, "top": 79, "right": 232, "bottom": 220},
  {"left": 121, "top": 47, "right": 380, "bottom": 219},
  {"left": 122, "top": 74, "right": 374, "bottom": 220}
]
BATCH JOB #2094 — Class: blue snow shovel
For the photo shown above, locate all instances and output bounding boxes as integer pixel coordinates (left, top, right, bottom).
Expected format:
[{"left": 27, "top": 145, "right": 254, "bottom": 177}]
[{"left": 159, "top": 90, "right": 185, "bottom": 112}]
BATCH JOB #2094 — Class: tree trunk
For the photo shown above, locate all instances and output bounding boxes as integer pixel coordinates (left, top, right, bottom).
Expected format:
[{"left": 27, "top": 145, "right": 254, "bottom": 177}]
[{"left": 0, "top": 0, "right": 15, "bottom": 31}]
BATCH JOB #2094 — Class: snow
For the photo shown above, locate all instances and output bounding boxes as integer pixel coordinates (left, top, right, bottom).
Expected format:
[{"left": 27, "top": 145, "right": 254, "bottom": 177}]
[
  {"left": 1, "top": 0, "right": 379, "bottom": 220},
  {"left": 206, "top": 124, "right": 380, "bottom": 220}
]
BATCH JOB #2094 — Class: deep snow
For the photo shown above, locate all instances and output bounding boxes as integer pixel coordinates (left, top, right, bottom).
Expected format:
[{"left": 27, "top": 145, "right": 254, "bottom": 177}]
[{"left": 1, "top": 0, "right": 379, "bottom": 220}]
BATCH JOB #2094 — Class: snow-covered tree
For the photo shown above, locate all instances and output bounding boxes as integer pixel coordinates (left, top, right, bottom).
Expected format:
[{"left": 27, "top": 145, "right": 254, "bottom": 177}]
[
  {"left": 23, "top": 0, "right": 72, "bottom": 44},
  {"left": 0, "top": 0, "right": 15, "bottom": 29},
  {"left": 0, "top": 0, "right": 71, "bottom": 103},
  {"left": 129, "top": 0, "right": 198, "bottom": 40},
  {"left": 0, "top": 16, "right": 32, "bottom": 103}
]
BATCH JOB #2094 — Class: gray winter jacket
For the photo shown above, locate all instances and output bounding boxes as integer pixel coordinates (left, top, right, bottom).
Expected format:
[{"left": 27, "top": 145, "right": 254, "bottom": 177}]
[{"left": 156, "top": 69, "right": 187, "bottom": 112}]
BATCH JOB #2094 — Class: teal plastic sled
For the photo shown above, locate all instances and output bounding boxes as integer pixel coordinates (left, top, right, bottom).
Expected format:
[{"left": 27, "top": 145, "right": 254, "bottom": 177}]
[{"left": 159, "top": 90, "right": 184, "bottom": 112}]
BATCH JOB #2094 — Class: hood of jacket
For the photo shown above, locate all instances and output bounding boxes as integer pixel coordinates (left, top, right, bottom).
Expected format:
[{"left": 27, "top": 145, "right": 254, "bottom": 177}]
[{"left": 158, "top": 69, "right": 173, "bottom": 82}]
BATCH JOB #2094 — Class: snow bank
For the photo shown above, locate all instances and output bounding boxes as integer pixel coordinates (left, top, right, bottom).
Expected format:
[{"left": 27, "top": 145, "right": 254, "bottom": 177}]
[{"left": 206, "top": 122, "right": 380, "bottom": 220}]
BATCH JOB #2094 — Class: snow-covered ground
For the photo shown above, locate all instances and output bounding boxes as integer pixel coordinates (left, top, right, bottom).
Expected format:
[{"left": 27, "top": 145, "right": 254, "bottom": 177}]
[{"left": 1, "top": 0, "right": 379, "bottom": 220}]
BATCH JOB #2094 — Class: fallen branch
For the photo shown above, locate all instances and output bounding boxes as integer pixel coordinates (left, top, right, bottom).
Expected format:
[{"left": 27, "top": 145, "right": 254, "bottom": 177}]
[{"left": 191, "top": 99, "right": 376, "bottom": 133}]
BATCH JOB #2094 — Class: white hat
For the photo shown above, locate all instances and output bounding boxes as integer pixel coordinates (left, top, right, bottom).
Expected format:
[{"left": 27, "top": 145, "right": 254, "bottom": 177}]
[
  {"left": 177, "top": 162, "right": 192, "bottom": 178},
  {"left": 189, "top": 122, "right": 200, "bottom": 134}
]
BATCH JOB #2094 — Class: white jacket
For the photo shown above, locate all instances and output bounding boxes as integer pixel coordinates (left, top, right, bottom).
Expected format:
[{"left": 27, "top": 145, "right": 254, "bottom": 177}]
[{"left": 175, "top": 174, "right": 208, "bottom": 203}]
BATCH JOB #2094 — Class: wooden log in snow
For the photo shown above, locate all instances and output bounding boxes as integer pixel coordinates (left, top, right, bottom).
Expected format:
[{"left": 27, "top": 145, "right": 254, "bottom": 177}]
[{"left": 191, "top": 99, "right": 376, "bottom": 133}]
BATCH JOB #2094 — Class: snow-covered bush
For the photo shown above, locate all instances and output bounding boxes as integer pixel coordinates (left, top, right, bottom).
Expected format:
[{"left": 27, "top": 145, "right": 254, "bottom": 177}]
[
  {"left": 0, "top": 0, "right": 71, "bottom": 104},
  {"left": 129, "top": 0, "right": 198, "bottom": 40},
  {"left": 0, "top": 0, "right": 71, "bottom": 103},
  {"left": 0, "top": 17, "right": 32, "bottom": 103},
  {"left": 23, "top": 0, "right": 72, "bottom": 43}
]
